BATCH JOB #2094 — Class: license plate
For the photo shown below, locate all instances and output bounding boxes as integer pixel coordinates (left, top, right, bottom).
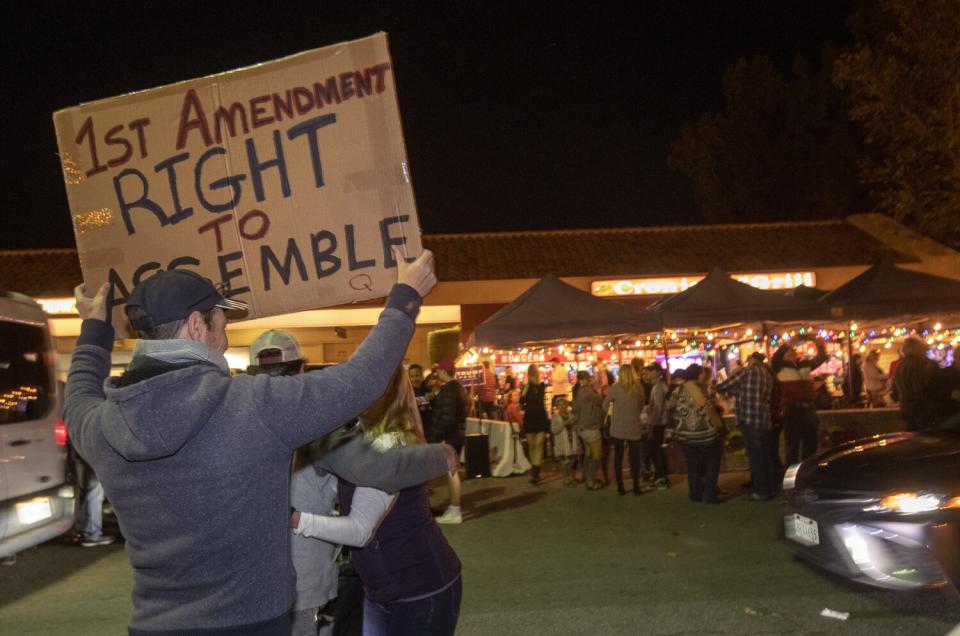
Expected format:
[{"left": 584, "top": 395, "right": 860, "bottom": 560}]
[
  {"left": 16, "top": 497, "right": 52, "bottom": 525},
  {"left": 785, "top": 513, "right": 820, "bottom": 546}
]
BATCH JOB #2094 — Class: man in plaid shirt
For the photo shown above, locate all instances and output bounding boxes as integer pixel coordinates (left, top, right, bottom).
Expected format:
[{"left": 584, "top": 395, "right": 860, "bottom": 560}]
[{"left": 717, "top": 354, "right": 778, "bottom": 500}]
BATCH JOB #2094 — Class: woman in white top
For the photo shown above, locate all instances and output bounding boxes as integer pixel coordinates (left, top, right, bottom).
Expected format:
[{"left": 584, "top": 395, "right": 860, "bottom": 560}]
[{"left": 862, "top": 350, "right": 890, "bottom": 407}]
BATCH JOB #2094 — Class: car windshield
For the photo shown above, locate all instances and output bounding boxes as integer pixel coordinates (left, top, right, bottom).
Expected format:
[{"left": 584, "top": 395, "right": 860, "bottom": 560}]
[{"left": 0, "top": 321, "right": 52, "bottom": 424}]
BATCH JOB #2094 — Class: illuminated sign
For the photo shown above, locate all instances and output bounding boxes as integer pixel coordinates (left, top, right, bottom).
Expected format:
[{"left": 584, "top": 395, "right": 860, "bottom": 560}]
[
  {"left": 36, "top": 297, "right": 78, "bottom": 315},
  {"left": 591, "top": 272, "right": 816, "bottom": 297}
]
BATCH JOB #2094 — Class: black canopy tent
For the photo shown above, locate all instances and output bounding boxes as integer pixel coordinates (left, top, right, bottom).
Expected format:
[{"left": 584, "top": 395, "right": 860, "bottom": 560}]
[
  {"left": 648, "top": 267, "right": 829, "bottom": 329},
  {"left": 468, "top": 274, "right": 660, "bottom": 349},
  {"left": 819, "top": 262, "right": 960, "bottom": 322}
]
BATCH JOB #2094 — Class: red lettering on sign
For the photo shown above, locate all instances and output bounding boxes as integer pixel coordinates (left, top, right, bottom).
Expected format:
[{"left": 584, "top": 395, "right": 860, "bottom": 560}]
[
  {"left": 105, "top": 124, "right": 133, "bottom": 167},
  {"left": 128, "top": 118, "right": 151, "bottom": 158},
  {"left": 250, "top": 95, "right": 274, "bottom": 129},
  {"left": 292, "top": 87, "right": 314, "bottom": 115},
  {"left": 198, "top": 214, "right": 233, "bottom": 253},
  {"left": 239, "top": 209, "right": 270, "bottom": 240},
  {"left": 314, "top": 77, "right": 341, "bottom": 107},
  {"left": 176, "top": 89, "right": 213, "bottom": 150},
  {"left": 339, "top": 72, "right": 356, "bottom": 100},
  {"left": 272, "top": 90, "right": 294, "bottom": 122},
  {"left": 354, "top": 70, "right": 373, "bottom": 97},
  {"left": 213, "top": 104, "right": 249, "bottom": 144},
  {"left": 75, "top": 116, "right": 108, "bottom": 177},
  {"left": 371, "top": 63, "right": 391, "bottom": 93}
]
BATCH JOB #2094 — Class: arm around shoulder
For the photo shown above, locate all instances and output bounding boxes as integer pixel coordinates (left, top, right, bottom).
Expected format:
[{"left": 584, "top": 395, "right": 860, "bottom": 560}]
[
  {"left": 315, "top": 436, "right": 450, "bottom": 493},
  {"left": 296, "top": 487, "right": 396, "bottom": 547},
  {"left": 257, "top": 284, "right": 422, "bottom": 449}
]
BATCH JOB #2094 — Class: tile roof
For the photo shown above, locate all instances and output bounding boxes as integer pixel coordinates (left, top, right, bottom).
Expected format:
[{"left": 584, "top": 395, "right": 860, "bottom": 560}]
[
  {"left": 425, "top": 218, "right": 912, "bottom": 281},
  {"left": 0, "top": 248, "right": 84, "bottom": 297},
  {"left": 0, "top": 217, "right": 913, "bottom": 297}
]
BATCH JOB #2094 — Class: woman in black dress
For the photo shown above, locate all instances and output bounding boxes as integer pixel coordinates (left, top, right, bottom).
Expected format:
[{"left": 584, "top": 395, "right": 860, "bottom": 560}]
[{"left": 521, "top": 364, "right": 550, "bottom": 484}]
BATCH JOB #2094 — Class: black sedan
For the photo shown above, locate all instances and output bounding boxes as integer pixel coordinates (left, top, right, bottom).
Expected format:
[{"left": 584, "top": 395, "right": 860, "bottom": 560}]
[{"left": 782, "top": 428, "right": 959, "bottom": 593}]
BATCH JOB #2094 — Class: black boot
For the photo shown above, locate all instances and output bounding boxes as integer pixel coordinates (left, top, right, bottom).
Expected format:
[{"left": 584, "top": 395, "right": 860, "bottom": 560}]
[{"left": 530, "top": 466, "right": 541, "bottom": 485}]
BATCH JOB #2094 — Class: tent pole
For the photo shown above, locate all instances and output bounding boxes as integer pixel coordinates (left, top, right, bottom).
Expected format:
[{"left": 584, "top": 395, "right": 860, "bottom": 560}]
[
  {"left": 661, "top": 330, "right": 671, "bottom": 380},
  {"left": 845, "top": 320, "right": 854, "bottom": 404},
  {"left": 761, "top": 322, "right": 769, "bottom": 361}
]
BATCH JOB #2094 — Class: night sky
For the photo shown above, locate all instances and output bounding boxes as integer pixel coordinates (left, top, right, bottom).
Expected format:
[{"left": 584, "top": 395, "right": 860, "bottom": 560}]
[{"left": 6, "top": 1, "right": 854, "bottom": 250}]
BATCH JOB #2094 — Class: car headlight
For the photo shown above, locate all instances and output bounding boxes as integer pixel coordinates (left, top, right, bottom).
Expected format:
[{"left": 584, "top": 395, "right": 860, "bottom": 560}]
[
  {"left": 864, "top": 492, "right": 960, "bottom": 514},
  {"left": 782, "top": 463, "right": 802, "bottom": 491}
]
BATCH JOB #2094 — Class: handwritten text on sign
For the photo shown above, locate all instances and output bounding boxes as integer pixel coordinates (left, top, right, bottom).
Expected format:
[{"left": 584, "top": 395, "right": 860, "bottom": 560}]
[{"left": 55, "top": 33, "right": 422, "bottom": 326}]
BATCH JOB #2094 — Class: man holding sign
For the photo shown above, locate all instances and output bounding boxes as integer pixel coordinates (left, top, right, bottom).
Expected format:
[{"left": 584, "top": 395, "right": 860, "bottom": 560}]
[{"left": 64, "top": 249, "right": 453, "bottom": 634}]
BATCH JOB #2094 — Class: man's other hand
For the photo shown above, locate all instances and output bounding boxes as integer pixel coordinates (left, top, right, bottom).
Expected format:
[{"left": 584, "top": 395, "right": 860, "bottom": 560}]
[
  {"left": 74, "top": 283, "right": 111, "bottom": 323},
  {"left": 394, "top": 247, "right": 437, "bottom": 298},
  {"left": 441, "top": 443, "right": 460, "bottom": 475}
]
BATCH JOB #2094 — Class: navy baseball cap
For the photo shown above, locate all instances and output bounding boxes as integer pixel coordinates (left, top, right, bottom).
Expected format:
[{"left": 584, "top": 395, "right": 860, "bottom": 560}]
[{"left": 125, "top": 270, "right": 248, "bottom": 330}]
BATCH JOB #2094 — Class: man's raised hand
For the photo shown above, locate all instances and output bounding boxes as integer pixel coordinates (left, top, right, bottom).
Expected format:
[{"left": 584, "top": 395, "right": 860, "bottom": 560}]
[
  {"left": 394, "top": 247, "right": 437, "bottom": 299},
  {"left": 74, "top": 283, "right": 112, "bottom": 323}
]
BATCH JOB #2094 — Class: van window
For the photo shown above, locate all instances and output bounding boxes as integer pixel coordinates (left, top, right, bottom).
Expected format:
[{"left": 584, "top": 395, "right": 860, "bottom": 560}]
[{"left": 0, "top": 321, "right": 52, "bottom": 424}]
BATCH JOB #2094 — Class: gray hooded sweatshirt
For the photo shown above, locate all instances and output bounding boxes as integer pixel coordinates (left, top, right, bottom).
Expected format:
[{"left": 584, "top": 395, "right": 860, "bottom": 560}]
[{"left": 64, "top": 284, "right": 448, "bottom": 633}]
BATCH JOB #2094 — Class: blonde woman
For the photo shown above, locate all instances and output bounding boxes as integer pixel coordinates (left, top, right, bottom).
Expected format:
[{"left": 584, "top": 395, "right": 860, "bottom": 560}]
[
  {"left": 294, "top": 368, "right": 462, "bottom": 635},
  {"left": 603, "top": 365, "right": 647, "bottom": 495},
  {"left": 520, "top": 364, "right": 550, "bottom": 484}
]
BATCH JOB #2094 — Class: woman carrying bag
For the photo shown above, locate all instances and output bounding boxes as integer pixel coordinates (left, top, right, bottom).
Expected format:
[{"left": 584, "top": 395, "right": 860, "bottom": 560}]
[{"left": 668, "top": 364, "right": 725, "bottom": 504}]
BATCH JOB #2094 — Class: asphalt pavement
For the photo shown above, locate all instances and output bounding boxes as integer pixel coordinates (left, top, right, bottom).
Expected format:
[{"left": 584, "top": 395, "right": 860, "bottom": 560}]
[{"left": 0, "top": 465, "right": 957, "bottom": 635}]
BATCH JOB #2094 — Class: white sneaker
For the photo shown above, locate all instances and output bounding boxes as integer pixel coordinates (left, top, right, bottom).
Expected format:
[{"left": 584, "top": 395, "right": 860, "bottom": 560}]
[
  {"left": 436, "top": 508, "right": 462, "bottom": 524},
  {"left": 80, "top": 536, "right": 115, "bottom": 548}
]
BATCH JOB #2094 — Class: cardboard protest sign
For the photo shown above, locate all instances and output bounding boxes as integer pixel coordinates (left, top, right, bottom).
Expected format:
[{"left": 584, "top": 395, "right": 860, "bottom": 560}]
[{"left": 53, "top": 32, "right": 422, "bottom": 331}]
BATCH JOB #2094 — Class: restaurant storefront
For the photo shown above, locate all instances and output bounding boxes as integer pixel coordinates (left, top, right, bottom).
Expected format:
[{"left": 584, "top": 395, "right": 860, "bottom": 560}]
[{"left": 3, "top": 212, "right": 959, "bottom": 376}]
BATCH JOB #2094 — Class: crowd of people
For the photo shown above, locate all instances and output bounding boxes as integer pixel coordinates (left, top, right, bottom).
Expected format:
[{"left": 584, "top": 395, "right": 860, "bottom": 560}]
[
  {"left": 62, "top": 249, "right": 959, "bottom": 635},
  {"left": 467, "top": 358, "right": 674, "bottom": 494},
  {"left": 458, "top": 335, "right": 959, "bottom": 507}
]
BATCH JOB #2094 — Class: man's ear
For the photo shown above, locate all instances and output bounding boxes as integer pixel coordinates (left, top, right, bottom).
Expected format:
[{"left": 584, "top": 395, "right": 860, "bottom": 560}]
[{"left": 181, "top": 311, "right": 207, "bottom": 342}]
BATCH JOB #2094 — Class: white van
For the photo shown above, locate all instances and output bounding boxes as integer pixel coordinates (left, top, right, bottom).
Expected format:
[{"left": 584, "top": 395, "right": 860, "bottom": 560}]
[{"left": 0, "top": 291, "right": 75, "bottom": 559}]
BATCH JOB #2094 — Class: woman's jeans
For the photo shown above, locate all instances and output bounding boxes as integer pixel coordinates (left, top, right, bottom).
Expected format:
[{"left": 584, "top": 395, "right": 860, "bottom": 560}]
[
  {"left": 783, "top": 402, "right": 820, "bottom": 465},
  {"left": 611, "top": 438, "right": 641, "bottom": 490},
  {"left": 680, "top": 440, "right": 722, "bottom": 503},
  {"left": 362, "top": 577, "right": 462, "bottom": 636}
]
